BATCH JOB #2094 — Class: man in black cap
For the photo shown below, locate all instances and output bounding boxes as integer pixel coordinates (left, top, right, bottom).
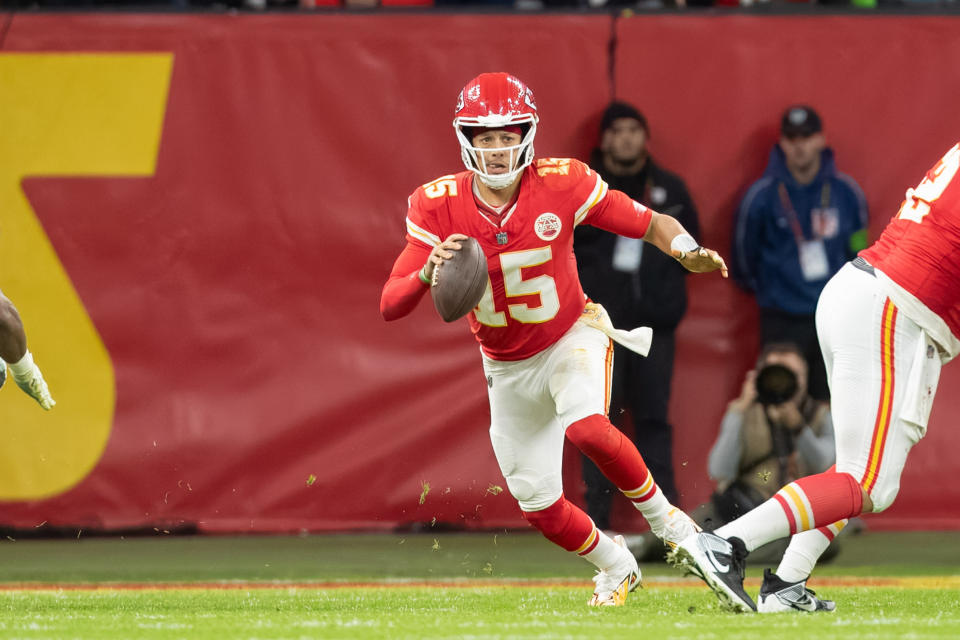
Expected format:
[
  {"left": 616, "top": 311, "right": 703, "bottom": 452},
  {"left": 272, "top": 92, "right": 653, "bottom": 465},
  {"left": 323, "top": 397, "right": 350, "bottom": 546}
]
[
  {"left": 779, "top": 106, "right": 826, "bottom": 186},
  {"left": 575, "top": 101, "right": 701, "bottom": 552},
  {"left": 731, "top": 105, "right": 868, "bottom": 401}
]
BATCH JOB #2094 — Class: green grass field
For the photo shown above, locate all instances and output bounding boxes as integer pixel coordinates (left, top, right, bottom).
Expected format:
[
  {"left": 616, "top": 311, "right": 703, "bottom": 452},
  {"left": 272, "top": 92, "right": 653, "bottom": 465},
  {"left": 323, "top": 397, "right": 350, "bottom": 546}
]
[{"left": 0, "top": 531, "right": 958, "bottom": 639}]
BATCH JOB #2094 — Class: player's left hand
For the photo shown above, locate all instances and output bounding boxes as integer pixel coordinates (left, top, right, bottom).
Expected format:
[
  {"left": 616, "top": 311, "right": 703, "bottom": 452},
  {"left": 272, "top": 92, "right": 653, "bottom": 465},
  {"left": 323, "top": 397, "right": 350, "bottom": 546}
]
[{"left": 672, "top": 246, "right": 728, "bottom": 278}]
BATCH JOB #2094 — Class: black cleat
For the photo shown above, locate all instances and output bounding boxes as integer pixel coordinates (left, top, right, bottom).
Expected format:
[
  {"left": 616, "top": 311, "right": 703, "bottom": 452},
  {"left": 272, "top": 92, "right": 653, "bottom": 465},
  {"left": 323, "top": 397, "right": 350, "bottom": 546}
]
[{"left": 670, "top": 532, "right": 756, "bottom": 613}]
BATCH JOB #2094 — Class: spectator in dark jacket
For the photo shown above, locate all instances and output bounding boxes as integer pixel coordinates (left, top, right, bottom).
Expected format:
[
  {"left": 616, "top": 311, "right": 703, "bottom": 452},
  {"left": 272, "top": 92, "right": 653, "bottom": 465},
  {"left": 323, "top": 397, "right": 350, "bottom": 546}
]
[
  {"left": 575, "top": 101, "right": 701, "bottom": 533},
  {"left": 731, "top": 105, "right": 868, "bottom": 401}
]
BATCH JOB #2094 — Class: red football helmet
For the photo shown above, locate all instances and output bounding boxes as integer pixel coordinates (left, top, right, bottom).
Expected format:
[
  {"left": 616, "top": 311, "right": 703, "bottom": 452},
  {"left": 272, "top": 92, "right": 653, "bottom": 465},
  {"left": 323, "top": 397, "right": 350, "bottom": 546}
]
[{"left": 453, "top": 72, "right": 539, "bottom": 189}]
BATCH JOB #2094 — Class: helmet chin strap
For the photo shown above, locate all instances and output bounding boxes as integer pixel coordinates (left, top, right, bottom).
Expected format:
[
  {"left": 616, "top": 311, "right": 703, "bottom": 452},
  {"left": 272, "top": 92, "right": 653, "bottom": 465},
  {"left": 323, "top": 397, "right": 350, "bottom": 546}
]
[{"left": 476, "top": 168, "right": 520, "bottom": 190}]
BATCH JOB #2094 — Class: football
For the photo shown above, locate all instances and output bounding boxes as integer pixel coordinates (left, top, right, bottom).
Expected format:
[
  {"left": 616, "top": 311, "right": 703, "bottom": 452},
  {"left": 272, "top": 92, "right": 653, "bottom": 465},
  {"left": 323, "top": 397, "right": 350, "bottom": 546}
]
[{"left": 430, "top": 237, "right": 489, "bottom": 322}]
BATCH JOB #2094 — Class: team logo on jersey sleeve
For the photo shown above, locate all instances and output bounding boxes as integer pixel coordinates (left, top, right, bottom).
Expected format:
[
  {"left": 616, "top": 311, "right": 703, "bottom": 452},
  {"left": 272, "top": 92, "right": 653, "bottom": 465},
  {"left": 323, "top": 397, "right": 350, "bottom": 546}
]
[{"left": 534, "top": 212, "right": 562, "bottom": 241}]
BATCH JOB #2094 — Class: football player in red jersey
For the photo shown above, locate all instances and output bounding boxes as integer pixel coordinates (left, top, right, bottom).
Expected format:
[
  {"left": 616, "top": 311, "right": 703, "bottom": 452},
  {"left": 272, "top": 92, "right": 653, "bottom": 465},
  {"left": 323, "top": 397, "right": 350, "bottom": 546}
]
[
  {"left": 381, "top": 72, "right": 727, "bottom": 606},
  {"left": 0, "top": 288, "right": 54, "bottom": 410},
  {"left": 673, "top": 143, "right": 960, "bottom": 614}
]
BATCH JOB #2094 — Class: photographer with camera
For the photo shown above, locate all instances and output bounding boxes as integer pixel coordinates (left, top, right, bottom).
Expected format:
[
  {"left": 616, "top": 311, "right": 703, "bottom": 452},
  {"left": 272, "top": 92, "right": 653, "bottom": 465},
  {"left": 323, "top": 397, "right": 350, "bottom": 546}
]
[
  {"left": 708, "top": 343, "right": 834, "bottom": 520},
  {"left": 631, "top": 342, "right": 836, "bottom": 563},
  {"left": 689, "top": 343, "right": 836, "bottom": 562}
]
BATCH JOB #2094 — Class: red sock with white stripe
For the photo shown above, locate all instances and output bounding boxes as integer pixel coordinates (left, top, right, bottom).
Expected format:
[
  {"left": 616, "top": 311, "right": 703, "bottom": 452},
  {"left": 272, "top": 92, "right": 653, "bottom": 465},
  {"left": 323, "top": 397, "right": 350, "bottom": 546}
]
[
  {"left": 775, "top": 520, "right": 847, "bottom": 583},
  {"left": 566, "top": 414, "right": 671, "bottom": 528},
  {"left": 522, "top": 495, "right": 624, "bottom": 571},
  {"left": 715, "top": 471, "right": 863, "bottom": 552}
]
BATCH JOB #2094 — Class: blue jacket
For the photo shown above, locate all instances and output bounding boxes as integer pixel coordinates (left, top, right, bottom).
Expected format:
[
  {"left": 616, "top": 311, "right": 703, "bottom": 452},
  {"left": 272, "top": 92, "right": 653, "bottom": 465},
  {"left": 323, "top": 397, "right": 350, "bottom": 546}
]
[{"left": 731, "top": 146, "right": 868, "bottom": 315}]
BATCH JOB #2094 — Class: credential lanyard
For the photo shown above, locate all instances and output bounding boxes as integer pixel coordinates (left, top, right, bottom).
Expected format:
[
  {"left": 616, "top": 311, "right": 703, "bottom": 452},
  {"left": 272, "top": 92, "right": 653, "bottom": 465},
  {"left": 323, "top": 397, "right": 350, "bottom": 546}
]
[{"left": 777, "top": 181, "right": 830, "bottom": 245}]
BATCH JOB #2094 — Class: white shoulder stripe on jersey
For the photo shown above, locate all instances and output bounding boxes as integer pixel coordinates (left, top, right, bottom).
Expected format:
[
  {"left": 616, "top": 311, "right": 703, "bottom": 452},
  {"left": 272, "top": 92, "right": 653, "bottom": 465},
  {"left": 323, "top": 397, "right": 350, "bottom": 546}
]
[
  {"left": 406, "top": 217, "right": 441, "bottom": 248},
  {"left": 574, "top": 173, "right": 608, "bottom": 226}
]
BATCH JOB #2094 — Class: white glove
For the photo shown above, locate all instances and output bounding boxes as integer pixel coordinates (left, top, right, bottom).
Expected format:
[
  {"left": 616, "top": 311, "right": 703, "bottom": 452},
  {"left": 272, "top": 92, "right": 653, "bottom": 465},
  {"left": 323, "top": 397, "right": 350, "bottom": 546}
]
[
  {"left": 578, "top": 302, "right": 653, "bottom": 357},
  {"left": 8, "top": 350, "right": 55, "bottom": 410}
]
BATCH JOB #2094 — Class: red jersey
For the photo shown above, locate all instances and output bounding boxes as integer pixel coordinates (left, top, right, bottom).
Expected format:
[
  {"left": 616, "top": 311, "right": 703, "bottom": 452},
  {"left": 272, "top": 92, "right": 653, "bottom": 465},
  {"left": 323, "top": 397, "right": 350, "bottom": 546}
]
[
  {"left": 861, "top": 142, "right": 960, "bottom": 359},
  {"left": 384, "top": 158, "right": 652, "bottom": 360}
]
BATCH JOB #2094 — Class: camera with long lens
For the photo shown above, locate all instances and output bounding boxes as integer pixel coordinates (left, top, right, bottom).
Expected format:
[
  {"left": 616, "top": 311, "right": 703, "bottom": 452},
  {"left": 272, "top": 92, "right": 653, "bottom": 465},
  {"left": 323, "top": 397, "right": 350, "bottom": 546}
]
[
  {"left": 755, "top": 363, "right": 798, "bottom": 406},
  {"left": 755, "top": 363, "right": 800, "bottom": 468}
]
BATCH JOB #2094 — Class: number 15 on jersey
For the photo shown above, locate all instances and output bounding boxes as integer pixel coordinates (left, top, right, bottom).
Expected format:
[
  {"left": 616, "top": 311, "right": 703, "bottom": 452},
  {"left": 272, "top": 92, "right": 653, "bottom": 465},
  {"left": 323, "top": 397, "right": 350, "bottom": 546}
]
[{"left": 473, "top": 247, "right": 560, "bottom": 326}]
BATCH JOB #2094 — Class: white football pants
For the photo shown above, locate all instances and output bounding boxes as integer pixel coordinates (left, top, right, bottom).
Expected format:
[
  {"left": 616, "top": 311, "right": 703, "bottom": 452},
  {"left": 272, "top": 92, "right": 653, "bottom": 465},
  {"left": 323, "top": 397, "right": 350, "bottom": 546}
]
[
  {"left": 482, "top": 322, "right": 612, "bottom": 512},
  {"left": 816, "top": 263, "right": 942, "bottom": 512}
]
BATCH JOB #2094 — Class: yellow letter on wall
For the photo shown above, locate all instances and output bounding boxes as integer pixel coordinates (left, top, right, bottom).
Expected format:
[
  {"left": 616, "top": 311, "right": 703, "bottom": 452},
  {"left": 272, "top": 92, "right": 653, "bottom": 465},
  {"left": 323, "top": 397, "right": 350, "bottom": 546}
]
[{"left": 0, "top": 54, "right": 172, "bottom": 500}]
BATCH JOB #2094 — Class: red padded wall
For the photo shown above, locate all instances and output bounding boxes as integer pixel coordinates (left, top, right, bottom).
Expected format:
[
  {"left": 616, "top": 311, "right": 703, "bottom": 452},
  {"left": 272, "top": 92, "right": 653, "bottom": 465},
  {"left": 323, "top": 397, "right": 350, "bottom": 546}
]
[
  {"left": 1, "top": 13, "right": 611, "bottom": 532},
  {"left": 613, "top": 15, "right": 960, "bottom": 530},
  {"left": 1, "top": 13, "right": 957, "bottom": 533}
]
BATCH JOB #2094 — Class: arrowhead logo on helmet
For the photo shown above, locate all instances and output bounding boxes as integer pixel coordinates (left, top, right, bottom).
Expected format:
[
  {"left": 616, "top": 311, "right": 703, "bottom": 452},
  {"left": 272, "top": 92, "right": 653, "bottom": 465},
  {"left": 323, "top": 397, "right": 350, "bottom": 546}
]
[{"left": 453, "top": 72, "right": 539, "bottom": 190}]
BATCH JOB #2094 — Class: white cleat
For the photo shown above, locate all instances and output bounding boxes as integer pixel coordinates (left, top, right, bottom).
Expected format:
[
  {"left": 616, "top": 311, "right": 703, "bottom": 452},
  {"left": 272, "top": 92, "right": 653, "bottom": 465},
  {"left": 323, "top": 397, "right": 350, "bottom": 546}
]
[
  {"left": 11, "top": 356, "right": 55, "bottom": 410},
  {"left": 758, "top": 569, "right": 836, "bottom": 613},
  {"left": 653, "top": 506, "right": 702, "bottom": 551},
  {"left": 588, "top": 535, "right": 641, "bottom": 607}
]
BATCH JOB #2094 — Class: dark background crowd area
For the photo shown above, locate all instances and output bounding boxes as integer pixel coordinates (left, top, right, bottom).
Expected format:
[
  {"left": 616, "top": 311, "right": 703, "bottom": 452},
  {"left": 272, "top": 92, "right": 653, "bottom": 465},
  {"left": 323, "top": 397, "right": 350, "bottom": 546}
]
[{"left": 3, "top": 0, "right": 958, "bottom": 12}]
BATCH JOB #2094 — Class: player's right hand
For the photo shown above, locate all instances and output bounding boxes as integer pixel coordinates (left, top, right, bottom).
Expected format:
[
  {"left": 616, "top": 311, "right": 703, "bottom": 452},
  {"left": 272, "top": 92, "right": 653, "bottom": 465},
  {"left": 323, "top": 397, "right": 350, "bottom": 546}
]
[{"left": 424, "top": 233, "right": 469, "bottom": 280}]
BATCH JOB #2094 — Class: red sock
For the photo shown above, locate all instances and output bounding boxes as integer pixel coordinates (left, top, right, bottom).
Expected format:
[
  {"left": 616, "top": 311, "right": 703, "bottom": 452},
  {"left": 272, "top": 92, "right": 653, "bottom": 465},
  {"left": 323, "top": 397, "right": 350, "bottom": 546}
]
[
  {"left": 566, "top": 414, "right": 649, "bottom": 491},
  {"left": 774, "top": 471, "right": 864, "bottom": 535},
  {"left": 522, "top": 495, "right": 598, "bottom": 554}
]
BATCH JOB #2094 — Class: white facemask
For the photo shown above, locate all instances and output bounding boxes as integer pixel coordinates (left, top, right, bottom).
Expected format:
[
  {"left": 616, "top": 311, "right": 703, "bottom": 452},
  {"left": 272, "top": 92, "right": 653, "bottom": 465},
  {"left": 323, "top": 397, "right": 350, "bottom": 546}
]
[{"left": 453, "top": 118, "right": 537, "bottom": 190}]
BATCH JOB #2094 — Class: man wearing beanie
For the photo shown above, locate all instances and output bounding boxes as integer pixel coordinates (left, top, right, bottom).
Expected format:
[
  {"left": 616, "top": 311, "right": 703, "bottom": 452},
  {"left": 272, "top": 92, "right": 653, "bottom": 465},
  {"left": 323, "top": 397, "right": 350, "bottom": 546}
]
[{"left": 575, "top": 101, "right": 701, "bottom": 552}]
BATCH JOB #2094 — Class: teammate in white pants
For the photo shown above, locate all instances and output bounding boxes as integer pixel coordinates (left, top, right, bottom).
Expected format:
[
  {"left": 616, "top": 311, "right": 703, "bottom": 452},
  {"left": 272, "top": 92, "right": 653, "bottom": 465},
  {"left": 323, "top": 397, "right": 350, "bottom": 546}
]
[{"left": 673, "top": 141, "right": 960, "bottom": 613}]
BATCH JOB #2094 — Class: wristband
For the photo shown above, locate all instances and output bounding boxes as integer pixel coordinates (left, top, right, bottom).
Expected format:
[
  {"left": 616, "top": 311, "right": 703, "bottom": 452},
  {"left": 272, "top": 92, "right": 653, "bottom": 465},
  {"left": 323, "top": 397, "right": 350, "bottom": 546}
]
[
  {"left": 418, "top": 266, "right": 431, "bottom": 285},
  {"left": 670, "top": 233, "right": 699, "bottom": 254}
]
